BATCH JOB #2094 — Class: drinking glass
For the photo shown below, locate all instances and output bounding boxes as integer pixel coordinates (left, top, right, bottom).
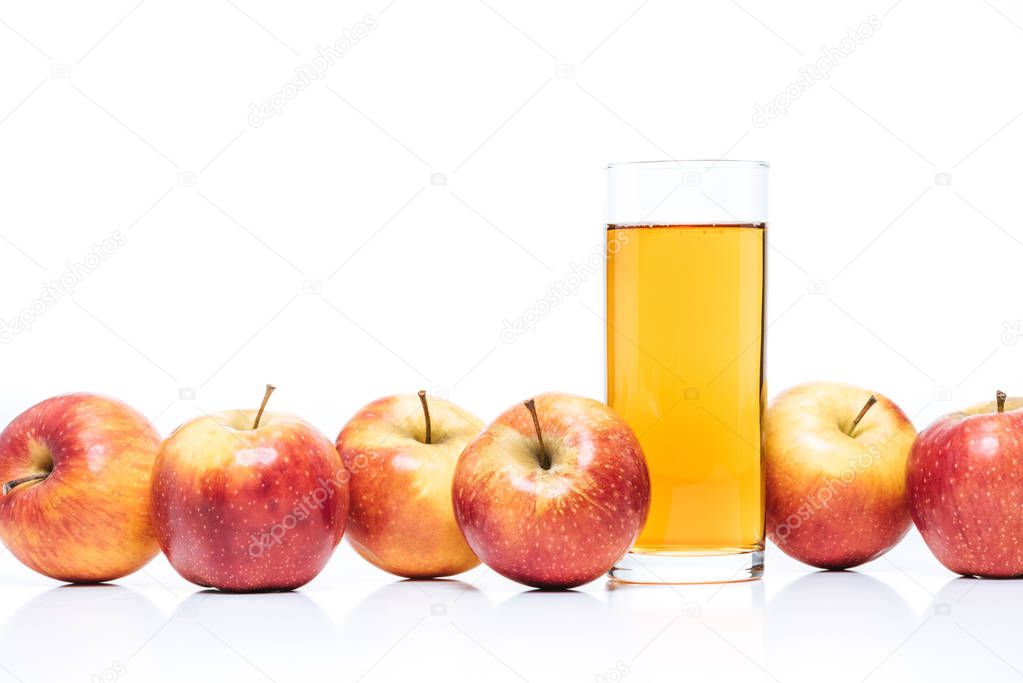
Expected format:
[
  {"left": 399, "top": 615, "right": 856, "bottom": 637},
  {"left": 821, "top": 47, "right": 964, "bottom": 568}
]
[{"left": 605, "top": 160, "right": 768, "bottom": 584}]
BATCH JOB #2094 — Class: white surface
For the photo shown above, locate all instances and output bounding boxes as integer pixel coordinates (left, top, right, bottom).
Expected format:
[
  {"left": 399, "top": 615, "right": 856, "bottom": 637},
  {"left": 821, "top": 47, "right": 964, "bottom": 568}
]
[
  {"left": 0, "top": 537, "right": 1021, "bottom": 683},
  {"left": 2, "top": 0, "right": 1023, "bottom": 681}
]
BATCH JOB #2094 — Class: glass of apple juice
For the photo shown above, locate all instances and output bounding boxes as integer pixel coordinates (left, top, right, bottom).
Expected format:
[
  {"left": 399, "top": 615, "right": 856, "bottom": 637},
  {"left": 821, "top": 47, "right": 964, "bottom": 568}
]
[{"left": 605, "top": 160, "right": 768, "bottom": 584}]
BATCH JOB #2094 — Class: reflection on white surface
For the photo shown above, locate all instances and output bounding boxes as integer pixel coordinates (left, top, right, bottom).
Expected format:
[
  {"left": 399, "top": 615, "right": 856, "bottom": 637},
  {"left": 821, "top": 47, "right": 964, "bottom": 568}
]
[
  {"left": 342, "top": 577, "right": 494, "bottom": 634},
  {"left": 0, "top": 543, "right": 1022, "bottom": 682},
  {"left": 765, "top": 571, "right": 917, "bottom": 682},
  {"left": 0, "top": 585, "right": 164, "bottom": 682},
  {"left": 141, "top": 590, "right": 338, "bottom": 682},
  {"left": 487, "top": 590, "right": 622, "bottom": 681},
  {"left": 906, "top": 577, "right": 1023, "bottom": 681},
  {"left": 605, "top": 574, "right": 767, "bottom": 680}
]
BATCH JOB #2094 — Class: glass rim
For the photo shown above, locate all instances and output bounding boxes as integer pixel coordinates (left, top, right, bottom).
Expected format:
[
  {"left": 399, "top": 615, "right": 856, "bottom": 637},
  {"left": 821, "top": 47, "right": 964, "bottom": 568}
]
[{"left": 606, "top": 159, "right": 769, "bottom": 170}]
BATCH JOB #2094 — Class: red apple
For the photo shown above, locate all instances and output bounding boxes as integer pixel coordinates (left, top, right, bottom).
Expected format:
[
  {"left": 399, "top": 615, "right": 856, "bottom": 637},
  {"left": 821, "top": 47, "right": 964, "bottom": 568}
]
[
  {"left": 0, "top": 393, "right": 161, "bottom": 582},
  {"left": 336, "top": 391, "right": 482, "bottom": 578},
  {"left": 766, "top": 382, "right": 916, "bottom": 569},
  {"left": 453, "top": 393, "right": 650, "bottom": 589},
  {"left": 151, "top": 385, "right": 348, "bottom": 592},
  {"left": 907, "top": 390, "right": 1023, "bottom": 578}
]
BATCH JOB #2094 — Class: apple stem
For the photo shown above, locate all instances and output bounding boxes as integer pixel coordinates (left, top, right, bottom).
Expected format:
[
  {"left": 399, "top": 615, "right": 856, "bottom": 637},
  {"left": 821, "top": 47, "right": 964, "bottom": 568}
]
[
  {"left": 997, "top": 390, "right": 1007, "bottom": 414},
  {"left": 523, "top": 399, "right": 551, "bottom": 470},
  {"left": 847, "top": 394, "right": 878, "bottom": 436},
  {"left": 418, "top": 390, "right": 432, "bottom": 444},
  {"left": 252, "top": 384, "right": 276, "bottom": 430},
  {"left": 2, "top": 473, "right": 48, "bottom": 495}
]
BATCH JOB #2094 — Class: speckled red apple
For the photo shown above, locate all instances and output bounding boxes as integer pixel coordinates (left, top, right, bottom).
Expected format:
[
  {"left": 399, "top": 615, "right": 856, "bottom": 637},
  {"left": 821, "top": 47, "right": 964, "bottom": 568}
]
[
  {"left": 907, "top": 391, "right": 1023, "bottom": 578},
  {"left": 453, "top": 393, "right": 650, "bottom": 589},
  {"left": 151, "top": 386, "right": 348, "bottom": 592},
  {"left": 766, "top": 382, "right": 916, "bottom": 569},
  {"left": 336, "top": 391, "right": 482, "bottom": 578},
  {"left": 0, "top": 393, "right": 161, "bottom": 583}
]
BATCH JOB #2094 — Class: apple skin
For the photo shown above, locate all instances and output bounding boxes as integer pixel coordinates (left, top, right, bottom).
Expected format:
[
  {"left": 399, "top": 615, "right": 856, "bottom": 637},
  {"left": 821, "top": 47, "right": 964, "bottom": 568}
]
[
  {"left": 453, "top": 393, "right": 650, "bottom": 589},
  {"left": 336, "top": 394, "right": 483, "bottom": 579},
  {"left": 907, "top": 396, "right": 1023, "bottom": 578},
  {"left": 766, "top": 382, "right": 916, "bottom": 569},
  {"left": 151, "top": 410, "right": 348, "bottom": 592},
  {"left": 0, "top": 393, "right": 161, "bottom": 583}
]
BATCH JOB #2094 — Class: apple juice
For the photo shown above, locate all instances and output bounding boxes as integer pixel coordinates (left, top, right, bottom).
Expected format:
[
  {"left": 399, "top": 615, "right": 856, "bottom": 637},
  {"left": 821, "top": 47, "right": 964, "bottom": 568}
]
[{"left": 606, "top": 223, "right": 766, "bottom": 555}]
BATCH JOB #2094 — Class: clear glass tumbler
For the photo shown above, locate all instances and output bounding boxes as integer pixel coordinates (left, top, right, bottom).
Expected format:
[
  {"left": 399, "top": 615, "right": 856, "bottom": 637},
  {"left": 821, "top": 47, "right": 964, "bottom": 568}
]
[{"left": 605, "top": 160, "right": 768, "bottom": 584}]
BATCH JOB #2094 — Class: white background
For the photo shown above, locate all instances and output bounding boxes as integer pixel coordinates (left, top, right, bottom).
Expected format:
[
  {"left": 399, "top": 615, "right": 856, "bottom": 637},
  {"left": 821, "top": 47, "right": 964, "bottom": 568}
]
[{"left": 2, "top": 0, "right": 1023, "bottom": 681}]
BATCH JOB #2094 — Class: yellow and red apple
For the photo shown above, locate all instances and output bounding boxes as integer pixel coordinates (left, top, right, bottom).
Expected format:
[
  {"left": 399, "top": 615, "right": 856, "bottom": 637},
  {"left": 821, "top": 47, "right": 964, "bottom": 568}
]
[
  {"left": 151, "top": 386, "right": 348, "bottom": 592},
  {"left": 453, "top": 393, "right": 650, "bottom": 589},
  {"left": 336, "top": 391, "right": 482, "bottom": 578},
  {"left": 765, "top": 382, "right": 916, "bottom": 569},
  {"left": 0, "top": 393, "right": 161, "bottom": 583},
  {"left": 907, "top": 391, "right": 1023, "bottom": 578}
]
